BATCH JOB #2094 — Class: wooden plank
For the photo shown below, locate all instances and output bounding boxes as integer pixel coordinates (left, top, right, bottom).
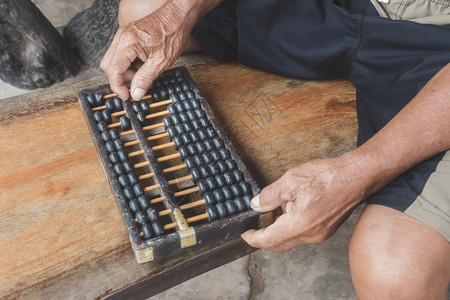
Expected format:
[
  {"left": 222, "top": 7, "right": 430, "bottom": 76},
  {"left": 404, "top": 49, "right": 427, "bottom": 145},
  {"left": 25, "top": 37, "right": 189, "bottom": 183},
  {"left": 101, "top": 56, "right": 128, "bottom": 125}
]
[{"left": 0, "top": 55, "right": 357, "bottom": 299}]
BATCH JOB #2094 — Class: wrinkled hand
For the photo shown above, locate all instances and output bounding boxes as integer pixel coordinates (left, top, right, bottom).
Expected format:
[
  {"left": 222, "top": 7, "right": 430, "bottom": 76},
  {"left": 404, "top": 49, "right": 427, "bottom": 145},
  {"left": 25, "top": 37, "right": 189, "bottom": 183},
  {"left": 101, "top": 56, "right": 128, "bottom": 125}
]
[
  {"left": 241, "top": 155, "right": 369, "bottom": 252},
  {"left": 100, "top": 2, "right": 193, "bottom": 100}
]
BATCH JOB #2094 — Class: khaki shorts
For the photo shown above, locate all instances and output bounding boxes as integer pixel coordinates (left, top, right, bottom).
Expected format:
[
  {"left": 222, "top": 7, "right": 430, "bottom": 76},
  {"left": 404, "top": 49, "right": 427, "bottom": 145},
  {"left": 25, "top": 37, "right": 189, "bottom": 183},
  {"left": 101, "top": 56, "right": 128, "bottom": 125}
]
[{"left": 370, "top": 0, "right": 450, "bottom": 26}]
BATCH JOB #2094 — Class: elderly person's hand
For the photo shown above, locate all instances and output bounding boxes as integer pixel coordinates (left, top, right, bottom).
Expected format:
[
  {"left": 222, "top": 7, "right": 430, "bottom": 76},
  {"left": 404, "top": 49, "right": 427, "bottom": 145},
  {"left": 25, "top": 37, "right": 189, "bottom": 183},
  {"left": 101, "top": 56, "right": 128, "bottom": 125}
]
[
  {"left": 241, "top": 154, "right": 370, "bottom": 252},
  {"left": 101, "top": 0, "right": 221, "bottom": 101}
]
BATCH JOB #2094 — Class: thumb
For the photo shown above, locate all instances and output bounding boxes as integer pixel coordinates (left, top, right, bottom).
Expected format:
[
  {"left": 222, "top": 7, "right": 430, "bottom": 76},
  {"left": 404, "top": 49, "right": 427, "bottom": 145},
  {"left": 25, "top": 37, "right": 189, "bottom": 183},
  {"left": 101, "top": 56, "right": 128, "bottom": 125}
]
[
  {"left": 130, "top": 59, "right": 161, "bottom": 101},
  {"left": 251, "top": 179, "right": 289, "bottom": 213}
]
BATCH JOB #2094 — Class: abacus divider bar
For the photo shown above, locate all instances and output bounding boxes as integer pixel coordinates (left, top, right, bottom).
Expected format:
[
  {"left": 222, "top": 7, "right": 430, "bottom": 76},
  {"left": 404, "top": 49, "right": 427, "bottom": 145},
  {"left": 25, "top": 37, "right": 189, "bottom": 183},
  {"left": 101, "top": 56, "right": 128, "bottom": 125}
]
[{"left": 123, "top": 100, "right": 182, "bottom": 224}]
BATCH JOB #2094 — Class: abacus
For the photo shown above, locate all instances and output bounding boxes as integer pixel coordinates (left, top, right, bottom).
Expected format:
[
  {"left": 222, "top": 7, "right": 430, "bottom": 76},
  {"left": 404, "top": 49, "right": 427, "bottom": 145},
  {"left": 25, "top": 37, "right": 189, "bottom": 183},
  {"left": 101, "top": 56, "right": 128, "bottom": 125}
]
[{"left": 78, "top": 67, "right": 272, "bottom": 263}]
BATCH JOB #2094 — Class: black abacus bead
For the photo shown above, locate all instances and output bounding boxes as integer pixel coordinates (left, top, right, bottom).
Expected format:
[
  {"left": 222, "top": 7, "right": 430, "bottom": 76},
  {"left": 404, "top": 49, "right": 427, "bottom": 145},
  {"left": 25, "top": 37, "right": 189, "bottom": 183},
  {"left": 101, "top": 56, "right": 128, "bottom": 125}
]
[
  {"left": 174, "top": 102, "right": 184, "bottom": 113},
  {"left": 226, "top": 159, "right": 238, "bottom": 171},
  {"left": 102, "top": 109, "right": 112, "bottom": 124},
  {"left": 206, "top": 206, "right": 219, "bottom": 222},
  {"left": 186, "top": 90, "right": 195, "bottom": 100},
  {"left": 128, "top": 172, "right": 138, "bottom": 185},
  {"left": 97, "top": 121, "right": 108, "bottom": 132},
  {"left": 231, "top": 184, "right": 243, "bottom": 197},
  {"left": 167, "top": 104, "right": 177, "bottom": 114},
  {"left": 178, "top": 146, "right": 189, "bottom": 160},
  {"left": 171, "top": 92, "right": 179, "bottom": 103},
  {"left": 234, "top": 198, "right": 246, "bottom": 212},
  {"left": 123, "top": 161, "right": 133, "bottom": 173},
  {"left": 219, "top": 148, "right": 231, "bottom": 160},
  {"left": 110, "top": 129, "right": 120, "bottom": 140},
  {"left": 166, "top": 86, "right": 174, "bottom": 95},
  {"left": 196, "top": 141, "right": 206, "bottom": 153},
  {"left": 159, "top": 89, "right": 168, "bottom": 100},
  {"left": 233, "top": 170, "right": 245, "bottom": 182},
  {"left": 213, "top": 137, "right": 224, "bottom": 149},
  {"left": 202, "top": 152, "right": 212, "bottom": 164},
  {"left": 224, "top": 172, "right": 234, "bottom": 185},
  {"left": 173, "top": 136, "right": 182, "bottom": 150},
  {"left": 180, "top": 133, "right": 190, "bottom": 145},
  {"left": 138, "top": 195, "right": 150, "bottom": 210},
  {"left": 163, "top": 116, "right": 172, "bottom": 129},
  {"left": 195, "top": 108, "right": 206, "bottom": 119},
  {"left": 182, "top": 100, "right": 192, "bottom": 111},
  {"left": 135, "top": 210, "right": 147, "bottom": 224},
  {"left": 93, "top": 111, "right": 103, "bottom": 123},
  {"left": 216, "top": 202, "right": 228, "bottom": 218},
  {"left": 153, "top": 91, "right": 161, "bottom": 102},
  {"left": 215, "top": 174, "right": 226, "bottom": 188},
  {"left": 190, "top": 99, "right": 200, "bottom": 109},
  {"left": 119, "top": 175, "right": 130, "bottom": 187},
  {"left": 213, "top": 189, "right": 225, "bottom": 203},
  {"left": 170, "top": 114, "right": 181, "bottom": 125},
  {"left": 133, "top": 183, "right": 144, "bottom": 197},
  {"left": 101, "top": 130, "right": 111, "bottom": 142},
  {"left": 140, "top": 101, "right": 150, "bottom": 114},
  {"left": 193, "top": 154, "right": 204, "bottom": 166},
  {"left": 179, "top": 112, "right": 188, "bottom": 123},
  {"left": 205, "top": 176, "right": 216, "bottom": 191},
  {"left": 185, "top": 157, "right": 195, "bottom": 170},
  {"left": 120, "top": 116, "right": 131, "bottom": 131},
  {"left": 204, "top": 139, "right": 214, "bottom": 151},
  {"left": 114, "top": 138, "right": 124, "bottom": 151},
  {"left": 197, "top": 128, "right": 207, "bottom": 141},
  {"left": 86, "top": 94, "right": 96, "bottom": 107},
  {"left": 240, "top": 181, "right": 252, "bottom": 195},
  {"left": 113, "top": 97, "right": 123, "bottom": 111},
  {"left": 175, "top": 123, "right": 184, "bottom": 135},
  {"left": 225, "top": 200, "right": 238, "bottom": 215},
  {"left": 204, "top": 192, "right": 215, "bottom": 205},
  {"left": 243, "top": 195, "right": 252, "bottom": 209},
  {"left": 199, "top": 165, "right": 209, "bottom": 178},
  {"left": 94, "top": 93, "right": 103, "bottom": 106},
  {"left": 166, "top": 126, "right": 177, "bottom": 140},
  {"left": 109, "top": 152, "right": 120, "bottom": 164},
  {"left": 208, "top": 163, "right": 220, "bottom": 176},
  {"left": 114, "top": 163, "right": 125, "bottom": 175},
  {"left": 206, "top": 127, "right": 216, "bottom": 139},
  {"left": 129, "top": 199, "right": 140, "bottom": 212},
  {"left": 189, "top": 131, "right": 200, "bottom": 143},
  {"left": 191, "top": 168, "right": 202, "bottom": 182},
  {"left": 197, "top": 180, "right": 209, "bottom": 194},
  {"left": 187, "top": 143, "right": 197, "bottom": 156},
  {"left": 199, "top": 117, "right": 209, "bottom": 128},
  {"left": 222, "top": 186, "right": 233, "bottom": 200},
  {"left": 123, "top": 186, "right": 135, "bottom": 199},
  {"left": 105, "top": 141, "right": 116, "bottom": 153},
  {"left": 186, "top": 110, "right": 196, "bottom": 121},
  {"left": 152, "top": 221, "right": 164, "bottom": 236},
  {"left": 181, "top": 81, "right": 189, "bottom": 91},
  {"left": 117, "top": 149, "right": 128, "bottom": 162},
  {"left": 105, "top": 98, "right": 115, "bottom": 112},
  {"left": 191, "top": 120, "right": 202, "bottom": 131},
  {"left": 141, "top": 223, "right": 153, "bottom": 240},
  {"left": 132, "top": 102, "right": 140, "bottom": 112},
  {"left": 136, "top": 111, "right": 146, "bottom": 124},
  {"left": 146, "top": 207, "right": 158, "bottom": 222},
  {"left": 183, "top": 122, "right": 193, "bottom": 133},
  {"left": 178, "top": 92, "right": 187, "bottom": 102},
  {"left": 217, "top": 160, "right": 228, "bottom": 173},
  {"left": 210, "top": 150, "right": 220, "bottom": 162}
]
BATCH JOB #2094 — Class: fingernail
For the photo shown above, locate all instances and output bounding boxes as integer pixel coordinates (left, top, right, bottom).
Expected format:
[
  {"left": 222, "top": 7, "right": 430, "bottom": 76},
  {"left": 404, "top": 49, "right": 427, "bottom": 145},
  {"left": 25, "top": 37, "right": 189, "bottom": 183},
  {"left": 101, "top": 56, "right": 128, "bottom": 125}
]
[
  {"left": 132, "top": 88, "right": 145, "bottom": 100},
  {"left": 250, "top": 194, "right": 260, "bottom": 209}
]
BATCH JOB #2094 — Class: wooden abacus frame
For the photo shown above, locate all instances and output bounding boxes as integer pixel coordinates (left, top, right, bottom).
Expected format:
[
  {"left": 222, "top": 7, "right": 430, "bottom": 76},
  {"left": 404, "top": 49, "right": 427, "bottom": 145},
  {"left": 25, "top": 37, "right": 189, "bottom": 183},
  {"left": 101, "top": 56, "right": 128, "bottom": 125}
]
[{"left": 78, "top": 67, "right": 273, "bottom": 263}]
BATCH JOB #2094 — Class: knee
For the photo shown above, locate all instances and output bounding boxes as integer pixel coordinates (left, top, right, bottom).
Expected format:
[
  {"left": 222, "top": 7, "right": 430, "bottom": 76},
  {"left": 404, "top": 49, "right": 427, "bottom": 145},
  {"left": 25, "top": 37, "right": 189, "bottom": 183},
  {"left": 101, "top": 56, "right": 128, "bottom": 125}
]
[
  {"left": 349, "top": 205, "right": 450, "bottom": 299},
  {"left": 118, "top": 0, "right": 166, "bottom": 26}
]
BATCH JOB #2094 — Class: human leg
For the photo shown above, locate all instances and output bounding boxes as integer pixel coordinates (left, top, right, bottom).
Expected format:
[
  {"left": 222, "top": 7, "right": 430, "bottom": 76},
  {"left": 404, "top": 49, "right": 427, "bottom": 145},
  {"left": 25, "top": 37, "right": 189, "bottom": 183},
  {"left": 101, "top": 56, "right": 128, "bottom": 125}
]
[{"left": 349, "top": 204, "right": 449, "bottom": 299}]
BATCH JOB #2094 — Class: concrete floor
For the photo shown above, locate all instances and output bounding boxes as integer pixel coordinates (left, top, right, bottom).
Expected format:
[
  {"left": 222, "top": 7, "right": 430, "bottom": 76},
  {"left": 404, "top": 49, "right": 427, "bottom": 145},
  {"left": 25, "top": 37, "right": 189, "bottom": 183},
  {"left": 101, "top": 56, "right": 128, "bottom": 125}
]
[{"left": 1, "top": 1, "right": 363, "bottom": 299}]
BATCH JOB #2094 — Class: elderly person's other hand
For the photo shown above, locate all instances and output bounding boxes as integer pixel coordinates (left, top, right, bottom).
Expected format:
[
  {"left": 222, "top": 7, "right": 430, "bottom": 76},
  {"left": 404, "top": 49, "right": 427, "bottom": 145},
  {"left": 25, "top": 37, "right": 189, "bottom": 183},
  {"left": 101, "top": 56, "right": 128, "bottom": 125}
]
[{"left": 101, "top": 0, "right": 220, "bottom": 101}]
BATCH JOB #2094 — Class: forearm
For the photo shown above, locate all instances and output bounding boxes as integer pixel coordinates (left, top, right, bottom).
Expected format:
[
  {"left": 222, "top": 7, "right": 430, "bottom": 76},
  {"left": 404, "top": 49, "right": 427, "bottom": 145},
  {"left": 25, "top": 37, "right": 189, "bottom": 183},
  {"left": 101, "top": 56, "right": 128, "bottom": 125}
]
[{"left": 346, "top": 63, "right": 450, "bottom": 198}]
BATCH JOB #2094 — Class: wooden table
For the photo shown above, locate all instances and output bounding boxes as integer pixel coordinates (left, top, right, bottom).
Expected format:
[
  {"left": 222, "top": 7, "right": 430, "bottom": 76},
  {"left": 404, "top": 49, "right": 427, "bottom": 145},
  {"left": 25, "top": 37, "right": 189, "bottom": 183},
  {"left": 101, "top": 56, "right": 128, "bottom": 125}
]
[{"left": 0, "top": 55, "right": 357, "bottom": 299}]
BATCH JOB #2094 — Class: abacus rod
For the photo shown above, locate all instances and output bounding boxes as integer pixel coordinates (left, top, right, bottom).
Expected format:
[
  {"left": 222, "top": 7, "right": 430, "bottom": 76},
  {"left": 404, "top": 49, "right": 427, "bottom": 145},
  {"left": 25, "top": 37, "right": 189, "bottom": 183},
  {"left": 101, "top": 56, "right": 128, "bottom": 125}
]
[
  {"left": 123, "top": 132, "right": 169, "bottom": 147},
  {"left": 137, "top": 163, "right": 187, "bottom": 180},
  {"left": 162, "top": 212, "right": 209, "bottom": 231},
  {"left": 128, "top": 141, "right": 174, "bottom": 157},
  {"left": 145, "top": 110, "right": 169, "bottom": 120},
  {"left": 158, "top": 199, "right": 206, "bottom": 217},
  {"left": 143, "top": 174, "right": 193, "bottom": 192},
  {"left": 134, "top": 151, "right": 179, "bottom": 169},
  {"left": 148, "top": 185, "right": 199, "bottom": 205}
]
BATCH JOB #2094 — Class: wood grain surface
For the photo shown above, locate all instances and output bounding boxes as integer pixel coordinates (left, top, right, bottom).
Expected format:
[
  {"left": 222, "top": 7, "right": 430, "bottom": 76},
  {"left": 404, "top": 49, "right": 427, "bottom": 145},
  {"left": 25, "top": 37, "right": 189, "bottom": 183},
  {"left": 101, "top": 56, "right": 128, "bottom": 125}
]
[{"left": 0, "top": 55, "right": 357, "bottom": 299}]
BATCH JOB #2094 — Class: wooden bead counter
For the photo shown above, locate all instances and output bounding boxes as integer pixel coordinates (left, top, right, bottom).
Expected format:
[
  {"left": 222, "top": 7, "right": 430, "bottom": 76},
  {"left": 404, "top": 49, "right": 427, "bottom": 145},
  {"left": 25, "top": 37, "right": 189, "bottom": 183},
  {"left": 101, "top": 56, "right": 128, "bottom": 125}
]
[{"left": 0, "top": 56, "right": 357, "bottom": 299}]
